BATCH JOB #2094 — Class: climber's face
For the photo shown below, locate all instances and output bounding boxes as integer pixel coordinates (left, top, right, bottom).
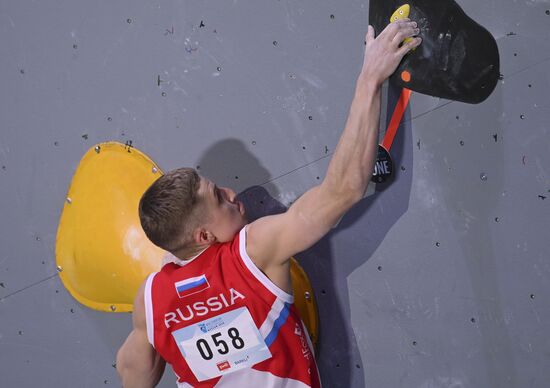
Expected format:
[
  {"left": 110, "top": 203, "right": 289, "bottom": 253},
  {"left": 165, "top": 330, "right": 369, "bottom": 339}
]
[{"left": 197, "top": 177, "right": 247, "bottom": 243}]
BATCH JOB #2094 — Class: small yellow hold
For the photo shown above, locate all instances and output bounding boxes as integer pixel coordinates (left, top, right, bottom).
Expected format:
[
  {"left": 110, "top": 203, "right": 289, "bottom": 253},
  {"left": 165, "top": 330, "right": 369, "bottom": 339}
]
[
  {"left": 390, "top": 4, "right": 410, "bottom": 22},
  {"left": 390, "top": 4, "right": 415, "bottom": 48}
]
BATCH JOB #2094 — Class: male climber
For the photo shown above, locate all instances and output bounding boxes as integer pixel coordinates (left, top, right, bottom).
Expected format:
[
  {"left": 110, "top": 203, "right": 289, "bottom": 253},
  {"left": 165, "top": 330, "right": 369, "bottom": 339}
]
[{"left": 117, "top": 19, "right": 421, "bottom": 387}]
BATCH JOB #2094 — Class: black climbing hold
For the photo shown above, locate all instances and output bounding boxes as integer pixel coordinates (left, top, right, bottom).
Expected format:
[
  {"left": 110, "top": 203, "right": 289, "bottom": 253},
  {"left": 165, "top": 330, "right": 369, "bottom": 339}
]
[
  {"left": 372, "top": 145, "right": 393, "bottom": 183},
  {"left": 369, "top": 0, "right": 500, "bottom": 104}
]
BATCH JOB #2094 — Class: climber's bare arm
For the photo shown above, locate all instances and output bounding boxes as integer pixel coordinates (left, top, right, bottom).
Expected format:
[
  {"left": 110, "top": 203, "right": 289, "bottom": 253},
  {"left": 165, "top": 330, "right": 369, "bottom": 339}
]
[{"left": 116, "top": 283, "right": 166, "bottom": 388}]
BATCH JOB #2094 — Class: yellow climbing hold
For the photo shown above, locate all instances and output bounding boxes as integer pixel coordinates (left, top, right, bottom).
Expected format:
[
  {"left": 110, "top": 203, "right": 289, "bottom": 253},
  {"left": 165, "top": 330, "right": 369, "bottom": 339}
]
[
  {"left": 390, "top": 4, "right": 410, "bottom": 22},
  {"left": 56, "top": 142, "right": 165, "bottom": 313},
  {"left": 390, "top": 4, "right": 415, "bottom": 48}
]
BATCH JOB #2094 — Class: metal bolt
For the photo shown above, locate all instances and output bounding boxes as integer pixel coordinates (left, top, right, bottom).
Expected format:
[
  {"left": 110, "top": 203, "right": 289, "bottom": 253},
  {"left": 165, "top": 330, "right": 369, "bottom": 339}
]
[
  {"left": 66, "top": 197, "right": 72, "bottom": 204},
  {"left": 152, "top": 167, "right": 158, "bottom": 174},
  {"left": 56, "top": 266, "right": 63, "bottom": 272},
  {"left": 110, "top": 305, "right": 117, "bottom": 311},
  {"left": 480, "top": 173, "right": 487, "bottom": 181},
  {"left": 95, "top": 145, "right": 101, "bottom": 153},
  {"left": 304, "top": 291, "right": 311, "bottom": 300}
]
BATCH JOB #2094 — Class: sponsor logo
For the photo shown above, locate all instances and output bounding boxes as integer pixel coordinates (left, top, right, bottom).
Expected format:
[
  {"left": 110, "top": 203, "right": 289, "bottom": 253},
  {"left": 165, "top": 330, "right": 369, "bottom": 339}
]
[
  {"left": 295, "top": 323, "right": 312, "bottom": 361},
  {"left": 217, "top": 361, "right": 231, "bottom": 371},
  {"left": 233, "top": 355, "right": 250, "bottom": 365},
  {"left": 198, "top": 317, "right": 224, "bottom": 333},
  {"left": 174, "top": 275, "right": 210, "bottom": 298}
]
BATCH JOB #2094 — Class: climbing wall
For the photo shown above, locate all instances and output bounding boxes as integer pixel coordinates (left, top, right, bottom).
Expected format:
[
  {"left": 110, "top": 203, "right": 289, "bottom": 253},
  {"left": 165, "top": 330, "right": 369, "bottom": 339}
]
[{"left": 1, "top": 0, "right": 549, "bottom": 387}]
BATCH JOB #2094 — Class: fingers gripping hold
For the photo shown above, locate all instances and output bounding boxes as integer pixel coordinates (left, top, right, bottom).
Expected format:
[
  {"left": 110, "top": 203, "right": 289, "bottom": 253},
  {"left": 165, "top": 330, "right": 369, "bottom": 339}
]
[
  {"left": 390, "top": 21, "right": 418, "bottom": 44},
  {"left": 359, "top": 18, "right": 422, "bottom": 85}
]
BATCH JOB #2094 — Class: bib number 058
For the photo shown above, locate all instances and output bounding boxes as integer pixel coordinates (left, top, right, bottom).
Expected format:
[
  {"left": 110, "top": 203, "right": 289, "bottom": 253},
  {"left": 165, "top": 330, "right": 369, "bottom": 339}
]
[{"left": 196, "top": 327, "right": 245, "bottom": 360}]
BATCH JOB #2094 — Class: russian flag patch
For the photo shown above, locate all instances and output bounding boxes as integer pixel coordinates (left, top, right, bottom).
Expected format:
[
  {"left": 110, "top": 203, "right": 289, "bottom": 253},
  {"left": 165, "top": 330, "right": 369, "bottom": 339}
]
[{"left": 174, "top": 275, "right": 210, "bottom": 298}]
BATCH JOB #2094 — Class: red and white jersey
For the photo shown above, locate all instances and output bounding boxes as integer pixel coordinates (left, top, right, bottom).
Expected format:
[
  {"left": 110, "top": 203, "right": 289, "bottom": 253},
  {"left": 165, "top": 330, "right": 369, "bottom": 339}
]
[{"left": 144, "top": 227, "right": 321, "bottom": 387}]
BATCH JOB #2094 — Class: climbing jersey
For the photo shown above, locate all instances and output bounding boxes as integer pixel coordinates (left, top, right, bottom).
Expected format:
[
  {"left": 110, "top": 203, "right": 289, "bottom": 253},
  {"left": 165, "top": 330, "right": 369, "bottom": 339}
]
[{"left": 144, "top": 227, "right": 321, "bottom": 387}]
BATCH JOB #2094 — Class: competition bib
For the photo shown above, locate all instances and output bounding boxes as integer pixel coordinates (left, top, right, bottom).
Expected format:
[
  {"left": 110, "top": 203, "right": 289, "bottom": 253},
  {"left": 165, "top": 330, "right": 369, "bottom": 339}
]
[{"left": 172, "top": 307, "right": 272, "bottom": 381}]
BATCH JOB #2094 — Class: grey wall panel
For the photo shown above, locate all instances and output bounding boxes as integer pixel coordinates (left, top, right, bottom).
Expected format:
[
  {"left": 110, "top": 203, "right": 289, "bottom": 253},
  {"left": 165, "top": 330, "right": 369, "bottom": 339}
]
[{"left": 1, "top": 0, "right": 549, "bottom": 387}]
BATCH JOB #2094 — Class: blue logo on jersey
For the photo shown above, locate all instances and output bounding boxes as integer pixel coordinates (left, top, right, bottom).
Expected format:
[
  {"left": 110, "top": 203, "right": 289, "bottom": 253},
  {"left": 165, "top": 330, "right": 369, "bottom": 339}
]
[{"left": 199, "top": 323, "right": 208, "bottom": 333}]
